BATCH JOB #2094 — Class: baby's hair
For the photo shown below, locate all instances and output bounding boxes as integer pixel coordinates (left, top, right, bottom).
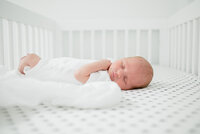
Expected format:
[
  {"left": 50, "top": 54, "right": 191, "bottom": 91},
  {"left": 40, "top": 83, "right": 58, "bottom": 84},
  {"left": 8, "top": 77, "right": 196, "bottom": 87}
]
[{"left": 128, "top": 56, "right": 153, "bottom": 89}]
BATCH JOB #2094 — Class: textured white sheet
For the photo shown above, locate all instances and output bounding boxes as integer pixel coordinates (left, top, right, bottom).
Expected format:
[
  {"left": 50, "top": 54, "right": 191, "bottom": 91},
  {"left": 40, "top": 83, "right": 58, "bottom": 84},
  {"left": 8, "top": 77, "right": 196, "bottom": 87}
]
[
  {"left": 0, "top": 69, "right": 121, "bottom": 109},
  {"left": 0, "top": 65, "right": 200, "bottom": 134}
]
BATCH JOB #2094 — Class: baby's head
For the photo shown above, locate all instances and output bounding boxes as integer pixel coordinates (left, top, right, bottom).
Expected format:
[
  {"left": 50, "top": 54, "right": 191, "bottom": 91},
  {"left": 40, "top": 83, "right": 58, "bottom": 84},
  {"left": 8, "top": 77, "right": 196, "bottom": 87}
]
[{"left": 108, "top": 56, "right": 153, "bottom": 90}]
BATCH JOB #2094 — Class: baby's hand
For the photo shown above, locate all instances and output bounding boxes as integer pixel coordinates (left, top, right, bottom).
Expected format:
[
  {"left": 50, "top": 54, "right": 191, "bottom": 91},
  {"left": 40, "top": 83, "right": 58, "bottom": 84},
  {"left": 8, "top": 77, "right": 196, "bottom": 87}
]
[
  {"left": 18, "top": 53, "right": 40, "bottom": 74},
  {"left": 99, "top": 59, "right": 112, "bottom": 70},
  {"left": 74, "top": 59, "right": 112, "bottom": 84}
]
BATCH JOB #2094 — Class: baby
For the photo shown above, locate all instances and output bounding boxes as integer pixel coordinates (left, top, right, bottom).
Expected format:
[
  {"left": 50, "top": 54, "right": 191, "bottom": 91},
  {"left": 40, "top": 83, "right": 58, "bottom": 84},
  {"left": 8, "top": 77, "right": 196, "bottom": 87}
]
[{"left": 18, "top": 53, "right": 153, "bottom": 90}]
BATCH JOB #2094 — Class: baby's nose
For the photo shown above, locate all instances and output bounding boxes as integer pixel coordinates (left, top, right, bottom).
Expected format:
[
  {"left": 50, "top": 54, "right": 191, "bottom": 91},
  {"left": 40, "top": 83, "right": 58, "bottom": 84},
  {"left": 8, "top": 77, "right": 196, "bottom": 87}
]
[{"left": 117, "top": 69, "right": 123, "bottom": 79}]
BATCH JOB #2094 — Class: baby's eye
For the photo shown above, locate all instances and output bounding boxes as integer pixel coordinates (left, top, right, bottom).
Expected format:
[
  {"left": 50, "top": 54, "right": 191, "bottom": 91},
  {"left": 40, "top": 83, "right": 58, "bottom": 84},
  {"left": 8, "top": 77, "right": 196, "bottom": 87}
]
[{"left": 121, "top": 63, "right": 125, "bottom": 69}]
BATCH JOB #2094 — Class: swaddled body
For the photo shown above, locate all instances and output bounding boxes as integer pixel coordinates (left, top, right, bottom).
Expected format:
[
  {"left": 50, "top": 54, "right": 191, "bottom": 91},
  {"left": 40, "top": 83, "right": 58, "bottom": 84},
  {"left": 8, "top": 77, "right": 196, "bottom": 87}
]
[
  {"left": 24, "top": 57, "right": 111, "bottom": 85},
  {"left": 0, "top": 57, "right": 120, "bottom": 108}
]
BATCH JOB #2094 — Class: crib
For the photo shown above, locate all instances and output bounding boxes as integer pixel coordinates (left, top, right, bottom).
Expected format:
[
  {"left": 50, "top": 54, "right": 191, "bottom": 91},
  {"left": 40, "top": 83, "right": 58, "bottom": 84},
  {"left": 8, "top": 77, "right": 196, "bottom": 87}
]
[{"left": 0, "top": 0, "right": 200, "bottom": 134}]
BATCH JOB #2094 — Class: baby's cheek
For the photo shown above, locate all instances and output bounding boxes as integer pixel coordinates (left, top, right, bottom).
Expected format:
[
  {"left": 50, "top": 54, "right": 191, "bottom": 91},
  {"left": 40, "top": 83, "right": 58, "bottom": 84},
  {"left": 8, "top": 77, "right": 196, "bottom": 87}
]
[{"left": 114, "top": 80, "right": 122, "bottom": 89}]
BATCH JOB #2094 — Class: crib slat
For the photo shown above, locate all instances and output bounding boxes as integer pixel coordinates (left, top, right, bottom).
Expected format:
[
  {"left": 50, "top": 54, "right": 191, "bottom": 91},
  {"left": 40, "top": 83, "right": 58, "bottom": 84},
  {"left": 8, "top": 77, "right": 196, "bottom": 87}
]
[
  {"left": 174, "top": 26, "right": 178, "bottom": 68},
  {"left": 90, "top": 30, "right": 95, "bottom": 59},
  {"left": 42, "top": 29, "right": 46, "bottom": 58},
  {"left": 80, "top": 31, "right": 83, "bottom": 59},
  {"left": 20, "top": 23, "right": 27, "bottom": 56},
  {"left": 27, "top": 25, "right": 33, "bottom": 53},
  {"left": 128, "top": 30, "right": 136, "bottom": 57},
  {"left": 48, "top": 31, "right": 52, "bottom": 58},
  {"left": 192, "top": 19, "right": 198, "bottom": 75},
  {"left": 186, "top": 21, "right": 192, "bottom": 73},
  {"left": 198, "top": 18, "right": 200, "bottom": 77},
  {"left": 180, "top": 24, "right": 183, "bottom": 71},
  {"left": 171, "top": 27, "right": 175, "bottom": 68},
  {"left": 47, "top": 30, "right": 51, "bottom": 57},
  {"left": 38, "top": 28, "right": 42, "bottom": 57},
  {"left": 5, "top": 22, "right": 12, "bottom": 69},
  {"left": 173, "top": 27, "right": 176, "bottom": 68},
  {"left": 49, "top": 31, "right": 53, "bottom": 58},
  {"left": 44, "top": 29, "right": 49, "bottom": 58},
  {"left": 148, "top": 30, "right": 152, "bottom": 63},
  {"left": 68, "top": 31, "right": 73, "bottom": 57},
  {"left": 39, "top": 28, "right": 45, "bottom": 59},
  {"left": 0, "top": 19, "right": 4, "bottom": 65},
  {"left": 113, "top": 30, "right": 117, "bottom": 59},
  {"left": 170, "top": 28, "right": 173, "bottom": 68},
  {"left": 9, "top": 21, "right": 14, "bottom": 69},
  {"left": 169, "top": 28, "right": 172, "bottom": 67},
  {"left": 2, "top": 19, "right": 11, "bottom": 70},
  {"left": 37, "top": 27, "right": 42, "bottom": 56},
  {"left": 186, "top": 22, "right": 189, "bottom": 73},
  {"left": 136, "top": 30, "right": 140, "bottom": 56},
  {"left": 177, "top": 25, "right": 181, "bottom": 70},
  {"left": 182, "top": 23, "right": 186, "bottom": 72},
  {"left": 45, "top": 29, "right": 49, "bottom": 58},
  {"left": 32, "top": 26, "right": 36, "bottom": 53},
  {"left": 124, "top": 30, "right": 128, "bottom": 57},
  {"left": 43, "top": 29, "right": 47, "bottom": 59},
  {"left": 12, "top": 22, "right": 20, "bottom": 69},
  {"left": 105, "top": 30, "right": 113, "bottom": 59},
  {"left": 34, "top": 27, "right": 39, "bottom": 55},
  {"left": 172, "top": 27, "right": 176, "bottom": 68},
  {"left": 102, "top": 30, "right": 106, "bottom": 58},
  {"left": 174, "top": 26, "right": 177, "bottom": 69},
  {"left": 42, "top": 29, "right": 46, "bottom": 59},
  {"left": 43, "top": 29, "right": 46, "bottom": 58}
]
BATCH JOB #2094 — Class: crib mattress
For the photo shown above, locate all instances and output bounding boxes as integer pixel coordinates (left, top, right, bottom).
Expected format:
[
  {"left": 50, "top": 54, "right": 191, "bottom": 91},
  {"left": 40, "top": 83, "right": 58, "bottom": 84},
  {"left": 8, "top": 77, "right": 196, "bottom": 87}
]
[{"left": 0, "top": 65, "right": 200, "bottom": 134}]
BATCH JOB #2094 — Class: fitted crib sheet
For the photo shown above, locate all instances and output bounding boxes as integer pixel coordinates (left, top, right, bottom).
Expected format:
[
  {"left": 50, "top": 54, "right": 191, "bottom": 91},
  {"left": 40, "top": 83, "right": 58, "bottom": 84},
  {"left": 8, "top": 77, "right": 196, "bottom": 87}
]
[{"left": 0, "top": 65, "right": 200, "bottom": 134}]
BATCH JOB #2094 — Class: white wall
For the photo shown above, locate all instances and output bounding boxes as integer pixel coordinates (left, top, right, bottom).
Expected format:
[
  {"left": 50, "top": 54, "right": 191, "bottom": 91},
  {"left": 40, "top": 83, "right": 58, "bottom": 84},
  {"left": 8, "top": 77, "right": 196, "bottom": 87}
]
[{"left": 5, "top": 0, "right": 195, "bottom": 24}]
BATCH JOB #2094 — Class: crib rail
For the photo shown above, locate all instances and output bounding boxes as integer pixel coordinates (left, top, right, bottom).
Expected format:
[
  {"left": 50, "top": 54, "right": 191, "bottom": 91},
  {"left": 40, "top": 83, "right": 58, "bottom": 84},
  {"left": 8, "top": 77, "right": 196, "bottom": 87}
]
[
  {"left": 168, "top": 0, "right": 200, "bottom": 76},
  {"left": 62, "top": 27, "right": 161, "bottom": 65}
]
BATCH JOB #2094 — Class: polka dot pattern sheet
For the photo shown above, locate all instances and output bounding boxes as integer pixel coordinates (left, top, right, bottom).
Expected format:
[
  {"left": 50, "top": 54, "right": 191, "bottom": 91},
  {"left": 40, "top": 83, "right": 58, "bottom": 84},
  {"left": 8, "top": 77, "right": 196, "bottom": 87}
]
[{"left": 0, "top": 65, "right": 200, "bottom": 134}]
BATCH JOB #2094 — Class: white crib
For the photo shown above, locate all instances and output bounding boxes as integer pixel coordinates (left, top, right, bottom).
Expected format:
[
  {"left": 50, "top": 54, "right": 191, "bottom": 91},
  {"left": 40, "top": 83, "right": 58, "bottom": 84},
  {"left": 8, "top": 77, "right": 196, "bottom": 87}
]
[{"left": 0, "top": 0, "right": 200, "bottom": 134}]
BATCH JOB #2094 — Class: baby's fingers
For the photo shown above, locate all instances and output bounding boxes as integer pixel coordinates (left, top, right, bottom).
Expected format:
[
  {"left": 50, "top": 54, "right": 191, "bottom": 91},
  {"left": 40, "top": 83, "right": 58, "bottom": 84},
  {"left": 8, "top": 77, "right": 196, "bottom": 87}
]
[{"left": 18, "top": 62, "right": 28, "bottom": 75}]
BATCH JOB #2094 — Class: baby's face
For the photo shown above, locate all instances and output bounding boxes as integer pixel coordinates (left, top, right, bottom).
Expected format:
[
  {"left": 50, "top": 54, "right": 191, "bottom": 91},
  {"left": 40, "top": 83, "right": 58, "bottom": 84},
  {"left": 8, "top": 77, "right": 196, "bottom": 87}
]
[{"left": 108, "top": 58, "right": 139, "bottom": 90}]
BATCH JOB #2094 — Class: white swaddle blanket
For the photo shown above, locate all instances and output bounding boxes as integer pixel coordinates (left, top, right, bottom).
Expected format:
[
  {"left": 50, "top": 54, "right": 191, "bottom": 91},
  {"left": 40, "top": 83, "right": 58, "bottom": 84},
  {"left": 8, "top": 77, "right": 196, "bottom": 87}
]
[{"left": 0, "top": 58, "right": 121, "bottom": 108}]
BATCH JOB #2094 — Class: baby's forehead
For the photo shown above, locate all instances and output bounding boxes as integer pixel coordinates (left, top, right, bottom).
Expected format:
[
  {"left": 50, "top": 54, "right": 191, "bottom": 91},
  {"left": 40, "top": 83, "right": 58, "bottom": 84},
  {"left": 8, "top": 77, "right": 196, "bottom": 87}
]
[
  {"left": 125, "top": 57, "right": 145, "bottom": 65},
  {"left": 124, "top": 58, "right": 137, "bottom": 66},
  {"left": 125, "top": 58, "right": 143, "bottom": 72}
]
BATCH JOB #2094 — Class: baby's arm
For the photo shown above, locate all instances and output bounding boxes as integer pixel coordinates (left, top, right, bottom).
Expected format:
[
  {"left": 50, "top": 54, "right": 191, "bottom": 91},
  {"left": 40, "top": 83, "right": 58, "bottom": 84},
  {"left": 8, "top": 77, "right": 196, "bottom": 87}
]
[{"left": 74, "top": 59, "right": 111, "bottom": 83}]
